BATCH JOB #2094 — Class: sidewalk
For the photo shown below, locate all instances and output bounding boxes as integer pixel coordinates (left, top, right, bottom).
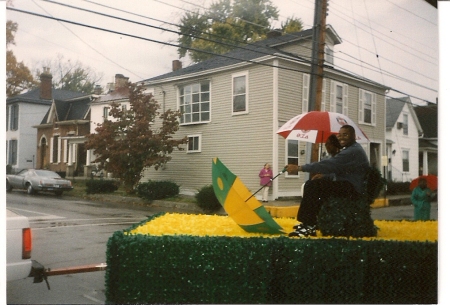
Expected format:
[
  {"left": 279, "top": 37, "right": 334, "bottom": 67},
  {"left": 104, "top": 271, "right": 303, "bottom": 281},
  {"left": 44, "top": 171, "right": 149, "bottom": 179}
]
[{"left": 83, "top": 193, "right": 437, "bottom": 221}]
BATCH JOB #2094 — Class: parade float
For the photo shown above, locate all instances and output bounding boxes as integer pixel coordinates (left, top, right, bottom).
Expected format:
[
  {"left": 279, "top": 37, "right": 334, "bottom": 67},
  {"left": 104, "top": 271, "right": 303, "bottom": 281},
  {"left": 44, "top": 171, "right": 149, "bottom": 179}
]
[{"left": 105, "top": 158, "right": 437, "bottom": 304}]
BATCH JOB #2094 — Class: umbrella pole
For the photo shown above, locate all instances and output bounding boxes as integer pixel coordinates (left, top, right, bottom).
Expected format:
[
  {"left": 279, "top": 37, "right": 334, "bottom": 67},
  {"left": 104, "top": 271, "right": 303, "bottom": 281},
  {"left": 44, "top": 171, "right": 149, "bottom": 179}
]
[{"left": 245, "top": 169, "right": 286, "bottom": 202}]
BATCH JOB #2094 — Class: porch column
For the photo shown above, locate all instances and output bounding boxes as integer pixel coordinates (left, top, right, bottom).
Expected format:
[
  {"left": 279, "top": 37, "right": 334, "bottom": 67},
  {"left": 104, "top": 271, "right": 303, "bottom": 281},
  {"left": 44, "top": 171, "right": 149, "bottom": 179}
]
[
  {"left": 86, "top": 149, "right": 91, "bottom": 166},
  {"left": 68, "top": 143, "right": 73, "bottom": 165},
  {"left": 422, "top": 150, "right": 428, "bottom": 175}
]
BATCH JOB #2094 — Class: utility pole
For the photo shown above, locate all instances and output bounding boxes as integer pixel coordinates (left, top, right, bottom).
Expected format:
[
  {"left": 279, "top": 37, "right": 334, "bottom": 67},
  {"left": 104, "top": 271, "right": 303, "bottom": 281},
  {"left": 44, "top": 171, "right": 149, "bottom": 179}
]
[{"left": 307, "top": 0, "right": 328, "bottom": 162}]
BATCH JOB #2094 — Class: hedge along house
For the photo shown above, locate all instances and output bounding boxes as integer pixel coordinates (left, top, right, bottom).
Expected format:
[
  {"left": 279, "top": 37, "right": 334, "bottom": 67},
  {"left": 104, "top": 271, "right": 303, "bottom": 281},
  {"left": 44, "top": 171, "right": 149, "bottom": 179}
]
[
  {"left": 6, "top": 69, "right": 86, "bottom": 172},
  {"left": 140, "top": 25, "right": 389, "bottom": 200},
  {"left": 385, "top": 96, "right": 423, "bottom": 182},
  {"left": 34, "top": 93, "right": 94, "bottom": 177}
]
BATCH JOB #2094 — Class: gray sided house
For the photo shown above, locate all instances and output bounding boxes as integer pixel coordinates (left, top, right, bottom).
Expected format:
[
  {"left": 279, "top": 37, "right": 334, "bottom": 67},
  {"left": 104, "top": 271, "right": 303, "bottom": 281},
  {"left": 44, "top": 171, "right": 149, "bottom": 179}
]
[
  {"left": 140, "top": 25, "right": 389, "bottom": 199},
  {"left": 6, "top": 70, "right": 87, "bottom": 171},
  {"left": 385, "top": 97, "right": 422, "bottom": 182}
]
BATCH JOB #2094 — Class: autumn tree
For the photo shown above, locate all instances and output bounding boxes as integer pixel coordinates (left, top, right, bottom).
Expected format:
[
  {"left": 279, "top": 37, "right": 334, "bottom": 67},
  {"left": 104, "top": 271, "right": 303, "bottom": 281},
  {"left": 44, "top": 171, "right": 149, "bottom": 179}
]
[
  {"left": 177, "top": 0, "right": 303, "bottom": 63},
  {"left": 35, "top": 55, "right": 103, "bottom": 94},
  {"left": 6, "top": 20, "right": 37, "bottom": 97},
  {"left": 85, "top": 83, "right": 187, "bottom": 193}
]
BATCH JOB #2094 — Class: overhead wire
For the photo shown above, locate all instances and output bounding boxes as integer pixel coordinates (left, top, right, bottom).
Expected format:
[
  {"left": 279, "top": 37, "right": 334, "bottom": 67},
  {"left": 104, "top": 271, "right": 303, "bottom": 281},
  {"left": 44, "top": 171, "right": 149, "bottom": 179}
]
[
  {"left": 31, "top": 0, "right": 143, "bottom": 79},
  {"left": 84, "top": 0, "right": 436, "bottom": 91},
  {"left": 7, "top": 2, "right": 437, "bottom": 104},
  {"left": 330, "top": 1, "right": 438, "bottom": 65}
]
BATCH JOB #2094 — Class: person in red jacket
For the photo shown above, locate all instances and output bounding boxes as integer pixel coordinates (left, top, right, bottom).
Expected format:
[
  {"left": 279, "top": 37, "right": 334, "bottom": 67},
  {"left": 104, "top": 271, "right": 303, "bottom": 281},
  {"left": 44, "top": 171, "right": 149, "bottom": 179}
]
[{"left": 259, "top": 163, "right": 273, "bottom": 202}]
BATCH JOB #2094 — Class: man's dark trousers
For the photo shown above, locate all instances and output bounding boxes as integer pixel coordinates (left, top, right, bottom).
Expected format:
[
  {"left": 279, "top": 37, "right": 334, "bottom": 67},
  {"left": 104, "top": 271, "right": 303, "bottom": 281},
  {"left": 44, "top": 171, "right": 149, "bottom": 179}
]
[{"left": 297, "top": 179, "right": 360, "bottom": 226}]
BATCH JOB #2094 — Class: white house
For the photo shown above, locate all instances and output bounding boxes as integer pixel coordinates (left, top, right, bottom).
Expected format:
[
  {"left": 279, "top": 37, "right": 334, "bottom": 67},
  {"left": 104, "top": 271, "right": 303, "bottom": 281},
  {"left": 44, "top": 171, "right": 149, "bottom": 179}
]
[
  {"left": 385, "top": 96, "right": 422, "bottom": 182},
  {"left": 87, "top": 74, "right": 130, "bottom": 174},
  {"left": 6, "top": 69, "right": 86, "bottom": 171}
]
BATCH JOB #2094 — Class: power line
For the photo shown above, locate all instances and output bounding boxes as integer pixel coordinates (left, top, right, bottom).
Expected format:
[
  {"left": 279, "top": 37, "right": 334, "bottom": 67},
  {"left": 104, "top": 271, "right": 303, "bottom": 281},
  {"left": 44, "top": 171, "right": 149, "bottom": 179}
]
[
  {"left": 330, "top": 2, "right": 438, "bottom": 66},
  {"left": 31, "top": 0, "right": 143, "bottom": 80},
  {"left": 80, "top": 0, "right": 437, "bottom": 91},
  {"left": 7, "top": 5, "right": 436, "bottom": 104}
]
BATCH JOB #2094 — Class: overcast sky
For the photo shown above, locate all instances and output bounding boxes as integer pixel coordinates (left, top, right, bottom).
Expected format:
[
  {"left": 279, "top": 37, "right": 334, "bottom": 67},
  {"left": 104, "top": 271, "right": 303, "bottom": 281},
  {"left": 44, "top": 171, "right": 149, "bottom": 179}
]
[{"left": 6, "top": 0, "right": 439, "bottom": 105}]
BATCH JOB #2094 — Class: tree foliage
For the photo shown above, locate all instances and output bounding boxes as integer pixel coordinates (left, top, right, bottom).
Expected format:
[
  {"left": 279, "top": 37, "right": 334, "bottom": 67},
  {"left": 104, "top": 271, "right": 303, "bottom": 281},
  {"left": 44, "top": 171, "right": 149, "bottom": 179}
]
[
  {"left": 177, "top": 0, "right": 303, "bottom": 63},
  {"left": 6, "top": 20, "right": 37, "bottom": 97},
  {"left": 85, "top": 83, "right": 187, "bottom": 193},
  {"left": 35, "top": 55, "right": 103, "bottom": 94}
]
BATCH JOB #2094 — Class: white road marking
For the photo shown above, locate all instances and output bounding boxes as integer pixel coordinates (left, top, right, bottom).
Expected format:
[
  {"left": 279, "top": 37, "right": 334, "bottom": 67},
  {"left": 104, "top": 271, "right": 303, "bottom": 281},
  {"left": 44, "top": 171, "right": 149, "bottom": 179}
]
[
  {"left": 31, "top": 221, "right": 144, "bottom": 230},
  {"left": 7, "top": 207, "right": 65, "bottom": 220}
]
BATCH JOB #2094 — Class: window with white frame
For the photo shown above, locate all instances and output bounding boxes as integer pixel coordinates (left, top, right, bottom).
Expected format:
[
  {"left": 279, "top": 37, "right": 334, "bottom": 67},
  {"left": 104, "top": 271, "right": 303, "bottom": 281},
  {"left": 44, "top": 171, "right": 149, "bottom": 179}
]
[
  {"left": 302, "top": 73, "right": 310, "bottom": 113},
  {"left": 287, "top": 140, "right": 299, "bottom": 176},
  {"left": 232, "top": 72, "right": 248, "bottom": 114},
  {"left": 325, "top": 45, "right": 334, "bottom": 65},
  {"left": 103, "top": 107, "right": 109, "bottom": 120},
  {"left": 10, "top": 104, "right": 19, "bottom": 130},
  {"left": 179, "top": 82, "right": 210, "bottom": 124},
  {"left": 187, "top": 135, "right": 201, "bottom": 153},
  {"left": 358, "top": 89, "right": 376, "bottom": 125},
  {"left": 302, "top": 74, "right": 326, "bottom": 112},
  {"left": 330, "top": 81, "right": 348, "bottom": 115},
  {"left": 403, "top": 113, "right": 408, "bottom": 135},
  {"left": 8, "top": 140, "right": 17, "bottom": 165},
  {"left": 402, "top": 150, "right": 409, "bottom": 172},
  {"left": 6, "top": 106, "right": 9, "bottom": 131}
]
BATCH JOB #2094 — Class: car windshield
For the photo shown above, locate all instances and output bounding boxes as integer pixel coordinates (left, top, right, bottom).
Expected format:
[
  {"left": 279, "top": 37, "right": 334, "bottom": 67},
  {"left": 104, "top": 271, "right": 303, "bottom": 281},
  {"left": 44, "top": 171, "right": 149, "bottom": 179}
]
[{"left": 35, "top": 170, "right": 61, "bottom": 178}]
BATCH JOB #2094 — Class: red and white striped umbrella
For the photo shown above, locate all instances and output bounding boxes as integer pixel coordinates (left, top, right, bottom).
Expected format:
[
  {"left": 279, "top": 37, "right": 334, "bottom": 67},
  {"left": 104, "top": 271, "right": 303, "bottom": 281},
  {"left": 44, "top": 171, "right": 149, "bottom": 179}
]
[{"left": 277, "top": 111, "right": 370, "bottom": 143}]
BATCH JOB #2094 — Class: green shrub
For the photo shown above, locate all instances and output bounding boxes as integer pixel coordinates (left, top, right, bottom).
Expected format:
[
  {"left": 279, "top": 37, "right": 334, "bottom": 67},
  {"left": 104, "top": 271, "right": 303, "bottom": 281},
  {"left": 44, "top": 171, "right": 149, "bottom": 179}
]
[
  {"left": 195, "top": 185, "right": 222, "bottom": 213},
  {"left": 136, "top": 180, "right": 180, "bottom": 202},
  {"left": 386, "top": 181, "right": 411, "bottom": 195},
  {"left": 85, "top": 179, "right": 119, "bottom": 194}
]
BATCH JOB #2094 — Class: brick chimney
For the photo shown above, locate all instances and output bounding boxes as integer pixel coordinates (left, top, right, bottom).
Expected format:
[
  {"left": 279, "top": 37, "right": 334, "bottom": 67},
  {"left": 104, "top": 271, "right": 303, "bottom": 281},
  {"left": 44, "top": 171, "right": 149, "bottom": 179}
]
[
  {"left": 267, "top": 30, "right": 282, "bottom": 39},
  {"left": 40, "top": 67, "right": 52, "bottom": 100},
  {"left": 93, "top": 85, "right": 103, "bottom": 95},
  {"left": 172, "top": 60, "right": 182, "bottom": 71},
  {"left": 114, "top": 74, "right": 129, "bottom": 91}
]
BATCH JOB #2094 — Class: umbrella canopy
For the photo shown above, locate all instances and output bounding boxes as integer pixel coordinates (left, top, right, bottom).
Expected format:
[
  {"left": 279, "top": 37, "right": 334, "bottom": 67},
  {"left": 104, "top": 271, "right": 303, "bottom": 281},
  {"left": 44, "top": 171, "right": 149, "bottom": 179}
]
[
  {"left": 277, "top": 111, "right": 370, "bottom": 143},
  {"left": 409, "top": 175, "right": 438, "bottom": 191},
  {"left": 212, "top": 158, "right": 285, "bottom": 235}
]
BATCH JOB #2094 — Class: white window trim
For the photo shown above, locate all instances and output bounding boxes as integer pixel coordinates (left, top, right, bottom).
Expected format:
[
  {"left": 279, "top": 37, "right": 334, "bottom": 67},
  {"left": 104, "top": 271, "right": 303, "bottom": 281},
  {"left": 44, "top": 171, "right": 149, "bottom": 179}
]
[
  {"left": 63, "top": 139, "right": 68, "bottom": 163},
  {"left": 178, "top": 81, "right": 211, "bottom": 125},
  {"left": 57, "top": 137, "right": 62, "bottom": 163},
  {"left": 330, "top": 81, "right": 348, "bottom": 115},
  {"left": 358, "top": 89, "right": 376, "bottom": 126},
  {"left": 321, "top": 78, "right": 327, "bottom": 111},
  {"left": 50, "top": 137, "right": 54, "bottom": 163},
  {"left": 302, "top": 73, "right": 310, "bottom": 113},
  {"left": 232, "top": 71, "right": 249, "bottom": 115},
  {"left": 187, "top": 134, "right": 202, "bottom": 153},
  {"left": 285, "top": 139, "right": 300, "bottom": 178}
]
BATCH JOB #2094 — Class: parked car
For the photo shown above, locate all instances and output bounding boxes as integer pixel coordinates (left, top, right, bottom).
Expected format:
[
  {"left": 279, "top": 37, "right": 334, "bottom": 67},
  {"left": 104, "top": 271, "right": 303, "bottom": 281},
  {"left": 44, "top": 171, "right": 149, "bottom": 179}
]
[{"left": 6, "top": 169, "right": 73, "bottom": 196}]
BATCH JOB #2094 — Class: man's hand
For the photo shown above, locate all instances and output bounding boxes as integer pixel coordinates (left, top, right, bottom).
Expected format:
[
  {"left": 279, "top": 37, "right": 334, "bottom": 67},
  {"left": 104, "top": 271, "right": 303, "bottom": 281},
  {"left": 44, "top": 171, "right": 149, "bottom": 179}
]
[
  {"left": 285, "top": 164, "right": 300, "bottom": 174},
  {"left": 311, "top": 173, "right": 323, "bottom": 180}
]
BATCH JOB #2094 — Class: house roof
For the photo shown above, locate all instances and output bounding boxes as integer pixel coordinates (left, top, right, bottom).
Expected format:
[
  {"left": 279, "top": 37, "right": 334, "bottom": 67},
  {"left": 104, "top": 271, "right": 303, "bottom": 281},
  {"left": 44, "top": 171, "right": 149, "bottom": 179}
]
[
  {"left": 386, "top": 97, "right": 409, "bottom": 128},
  {"left": 6, "top": 88, "right": 87, "bottom": 105},
  {"left": 142, "top": 25, "right": 388, "bottom": 92},
  {"left": 93, "top": 87, "right": 129, "bottom": 104},
  {"left": 414, "top": 104, "right": 437, "bottom": 138},
  {"left": 40, "top": 96, "right": 91, "bottom": 124},
  {"left": 143, "top": 26, "right": 343, "bottom": 83}
]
